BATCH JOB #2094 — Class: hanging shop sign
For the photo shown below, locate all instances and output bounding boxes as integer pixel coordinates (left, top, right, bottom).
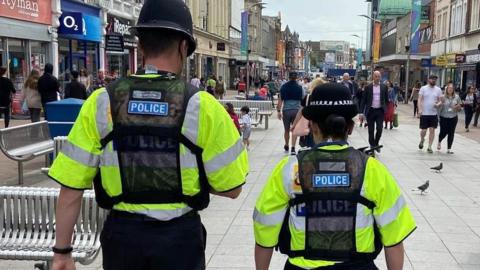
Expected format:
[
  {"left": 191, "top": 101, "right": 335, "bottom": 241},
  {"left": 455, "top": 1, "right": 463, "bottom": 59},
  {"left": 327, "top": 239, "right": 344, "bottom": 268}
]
[
  {"left": 106, "top": 15, "right": 136, "bottom": 47},
  {"left": 105, "top": 35, "right": 124, "bottom": 52},
  {"left": 0, "top": 0, "right": 52, "bottom": 25},
  {"left": 59, "top": 12, "right": 83, "bottom": 35},
  {"left": 59, "top": 0, "right": 102, "bottom": 42}
]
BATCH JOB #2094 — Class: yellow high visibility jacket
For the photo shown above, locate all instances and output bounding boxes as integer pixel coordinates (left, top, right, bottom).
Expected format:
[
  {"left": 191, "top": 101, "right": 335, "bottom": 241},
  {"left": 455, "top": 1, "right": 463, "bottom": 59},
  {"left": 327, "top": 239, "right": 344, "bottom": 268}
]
[
  {"left": 253, "top": 145, "right": 416, "bottom": 269},
  {"left": 49, "top": 75, "right": 249, "bottom": 220}
]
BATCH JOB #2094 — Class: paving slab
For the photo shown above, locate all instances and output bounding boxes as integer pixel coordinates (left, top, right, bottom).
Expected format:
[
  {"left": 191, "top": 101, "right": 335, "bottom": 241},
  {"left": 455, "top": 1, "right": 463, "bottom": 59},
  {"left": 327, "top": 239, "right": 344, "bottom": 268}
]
[{"left": 1, "top": 103, "right": 480, "bottom": 269}]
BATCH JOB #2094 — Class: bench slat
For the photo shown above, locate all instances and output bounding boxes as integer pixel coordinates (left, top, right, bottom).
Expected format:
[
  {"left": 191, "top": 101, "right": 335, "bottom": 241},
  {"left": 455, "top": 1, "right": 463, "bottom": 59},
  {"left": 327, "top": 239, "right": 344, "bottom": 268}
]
[{"left": 0, "top": 187, "right": 104, "bottom": 264}]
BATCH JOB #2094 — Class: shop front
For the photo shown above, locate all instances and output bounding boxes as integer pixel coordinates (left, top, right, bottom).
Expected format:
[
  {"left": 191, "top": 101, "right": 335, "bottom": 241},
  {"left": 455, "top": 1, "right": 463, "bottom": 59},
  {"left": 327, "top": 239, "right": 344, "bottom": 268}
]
[
  {"left": 0, "top": 1, "right": 52, "bottom": 87},
  {"left": 459, "top": 50, "right": 480, "bottom": 90},
  {"left": 0, "top": 0, "right": 53, "bottom": 114},
  {"left": 105, "top": 14, "right": 136, "bottom": 78},
  {"left": 58, "top": 0, "right": 102, "bottom": 88}
]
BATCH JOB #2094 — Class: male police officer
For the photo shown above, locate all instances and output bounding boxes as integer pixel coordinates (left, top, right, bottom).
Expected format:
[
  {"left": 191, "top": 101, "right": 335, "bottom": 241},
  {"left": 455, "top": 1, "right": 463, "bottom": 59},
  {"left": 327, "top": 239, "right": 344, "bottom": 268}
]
[
  {"left": 254, "top": 83, "right": 416, "bottom": 270},
  {"left": 50, "top": 1, "right": 249, "bottom": 269}
]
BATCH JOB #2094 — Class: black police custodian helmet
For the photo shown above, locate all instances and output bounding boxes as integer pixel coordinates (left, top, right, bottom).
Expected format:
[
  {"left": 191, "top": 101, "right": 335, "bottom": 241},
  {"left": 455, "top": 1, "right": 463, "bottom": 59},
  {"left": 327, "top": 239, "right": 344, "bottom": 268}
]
[
  {"left": 131, "top": 0, "right": 197, "bottom": 56},
  {"left": 303, "top": 83, "right": 358, "bottom": 121}
]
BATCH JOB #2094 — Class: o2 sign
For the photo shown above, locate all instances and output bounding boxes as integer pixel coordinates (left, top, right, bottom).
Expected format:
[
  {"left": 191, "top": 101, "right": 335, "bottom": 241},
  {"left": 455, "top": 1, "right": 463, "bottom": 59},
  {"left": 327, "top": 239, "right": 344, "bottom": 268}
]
[{"left": 59, "top": 12, "right": 84, "bottom": 35}]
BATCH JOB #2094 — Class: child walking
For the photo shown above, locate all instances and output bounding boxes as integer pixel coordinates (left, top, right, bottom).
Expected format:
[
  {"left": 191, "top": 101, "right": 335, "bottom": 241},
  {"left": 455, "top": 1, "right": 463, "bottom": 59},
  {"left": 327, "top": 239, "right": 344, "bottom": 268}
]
[{"left": 240, "top": 106, "right": 252, "bottom": 150}]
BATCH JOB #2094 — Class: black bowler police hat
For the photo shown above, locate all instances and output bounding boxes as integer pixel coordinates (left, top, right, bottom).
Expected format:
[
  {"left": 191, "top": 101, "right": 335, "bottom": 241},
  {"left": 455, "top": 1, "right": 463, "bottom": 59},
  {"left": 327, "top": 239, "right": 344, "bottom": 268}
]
[
  {"left": 131, "top": 0, "right": 196, "bottom": 56},
  {"left": 303, "top": 83, "right": 358, "bottom": 121}
]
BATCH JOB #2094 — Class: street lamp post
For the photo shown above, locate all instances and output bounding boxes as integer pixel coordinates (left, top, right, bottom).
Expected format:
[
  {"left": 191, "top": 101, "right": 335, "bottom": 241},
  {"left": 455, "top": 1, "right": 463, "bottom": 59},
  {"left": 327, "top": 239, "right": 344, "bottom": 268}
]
[
  {"left": 405, "top": 45, "right": 411, "bottom": 104},
  {"left": 358, "top": 14, "right": 381, "bottom": 80}
]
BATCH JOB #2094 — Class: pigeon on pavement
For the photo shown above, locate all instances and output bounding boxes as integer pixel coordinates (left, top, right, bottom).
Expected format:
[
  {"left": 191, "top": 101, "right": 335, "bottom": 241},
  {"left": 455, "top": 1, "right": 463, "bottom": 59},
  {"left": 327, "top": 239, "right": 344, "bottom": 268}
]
[
  {"left": 416, "top": 180, "right": 430, "bottom": 195},
  {"left": 430, "top": 162, "right": 443, "bottom": 173}
]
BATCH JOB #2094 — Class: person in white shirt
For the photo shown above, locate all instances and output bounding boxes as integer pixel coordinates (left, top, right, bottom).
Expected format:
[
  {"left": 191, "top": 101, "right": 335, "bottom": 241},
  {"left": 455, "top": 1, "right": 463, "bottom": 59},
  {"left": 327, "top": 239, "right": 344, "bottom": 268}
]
[
  {"left": 418, "top": 75, "right": 443, "bottom": 153},
  {"left": 190, "top": 74, "right": 201, "bottom": 88},
  {"left": 240, "top": 106, "right": 252, "bottom": 150}
]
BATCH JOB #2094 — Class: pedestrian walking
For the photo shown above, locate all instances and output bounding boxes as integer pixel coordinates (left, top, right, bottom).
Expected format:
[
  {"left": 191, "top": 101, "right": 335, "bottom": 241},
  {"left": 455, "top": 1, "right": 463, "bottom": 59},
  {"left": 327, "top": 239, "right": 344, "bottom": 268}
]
[
  {"left": 38, "top": 63, "right": 60, "bottom": 116},
  {"left": 241, "top": 106, "right": 252, "bottom": 150},
  {"left": 78, "top": 68, "right": 91, "bottom": 92},
  {"left": 292, "top": 77, "right": 327, "bottom": 148},
  {"left": 49, "top": 1, "right": 248, "bottom": 269},
  {"left": 190, "top": 74, "right": 201, "bottom": 88},
  {"left": 473, "top": 87, "right": 480, "bottom": 127},
  {"left": 384, "top": 81, "right": 397, "bottom": 130},
  {"left": 438, "top": 83, "right": 461, "bottom": 154},
  {"left": 356, "top": 81, "right": 367, "bottom": 127},
  {"left": 206, "top": 75, "right": 216, "bottom": 96},
  {"left": 214, "top": 76, "right": 225, "bottom": 100},
  {"left": 462, "top": 86, "right": 476, "bottom": 132},
  {"left": 410, "top": 82, "right": 421, "bottom": 117},
  {"left": 94, "top": 69, "right": 106, "bottom": 90},
  {"left": 341, "top": 73, "right": 354, "bottom": 98},
  {"left": 64, "top": 71, "right": 88, "bottom": 100},
  {"left": 418, "top": 75, "right": 443, "bottom": 153},
  {"left": 277, "top": 72, "right": 304, "bottom": 154},
  {"left": 253, "top": 83, "right": 416, "bottom": 270},
  {"left": 225, "top": 103, "right": 241, "bottom": 135},
  {"left": 361, "top": 70, "right": 389, "bottom": 152},
  {"left": 0, "top": 66, "right": 16, "bottom": 128},
  {"left": 23, "top": 69, "right": 42, "bottom": 122}
]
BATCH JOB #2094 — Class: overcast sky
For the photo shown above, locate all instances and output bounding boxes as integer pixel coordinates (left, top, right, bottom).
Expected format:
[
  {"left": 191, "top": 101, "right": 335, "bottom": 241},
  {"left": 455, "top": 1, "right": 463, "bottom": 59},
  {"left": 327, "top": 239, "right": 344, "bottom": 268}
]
[{"left": 262, "top": 0, "right": 370, "bottom": 49}]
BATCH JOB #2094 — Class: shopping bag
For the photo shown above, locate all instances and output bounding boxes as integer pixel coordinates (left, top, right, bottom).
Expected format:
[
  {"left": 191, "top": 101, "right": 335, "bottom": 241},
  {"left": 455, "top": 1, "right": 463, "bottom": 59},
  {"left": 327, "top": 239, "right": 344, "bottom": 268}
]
[{"left": 393, "top": 113, "right": 399, "bottom": 127}]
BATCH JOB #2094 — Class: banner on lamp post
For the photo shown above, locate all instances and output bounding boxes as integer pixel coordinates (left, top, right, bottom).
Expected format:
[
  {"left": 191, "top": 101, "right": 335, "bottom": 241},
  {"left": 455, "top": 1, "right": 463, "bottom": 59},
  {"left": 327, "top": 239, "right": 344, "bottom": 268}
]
[
  {"left": 410, "top": 0, "right": 422, "bottom": 54},
  {"left": 241, "top": 11, "right": 249, "bottom": 56},
  {"left": 373, "top": 22, "right": 381, "bottom": 63}
]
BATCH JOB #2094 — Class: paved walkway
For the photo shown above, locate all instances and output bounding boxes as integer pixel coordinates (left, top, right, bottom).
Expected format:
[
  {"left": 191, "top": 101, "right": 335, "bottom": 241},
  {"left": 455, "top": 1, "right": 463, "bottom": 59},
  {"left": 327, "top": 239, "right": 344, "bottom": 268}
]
[{"left": 2, "top": 103, "right": 480, "bottom": 269}]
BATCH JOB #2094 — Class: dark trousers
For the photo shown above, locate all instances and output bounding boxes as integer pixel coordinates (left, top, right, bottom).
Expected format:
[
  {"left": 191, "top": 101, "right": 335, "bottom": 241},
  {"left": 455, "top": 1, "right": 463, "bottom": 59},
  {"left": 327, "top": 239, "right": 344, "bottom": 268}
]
[
  {"left": 0, "top": 106, "right": 11, "bottom": 128},
  {"left": 101, "top": 211, "right": 206, "bottom": 270},
  {"left": 474, "top": 107, "right": 480, "bottom": 126},
  {"left": 29, "top": 108, "right": 41, "bottom": 122},
  {"left": 464, "top": 105, "right": 474, "bottom": 128},
  {"left": 285, "top": 260, "right": 378, "bottom": 270},
  {"left": 367, "top": 108, "right": 384, "bottom": 147},
  {"left": 413, "top": 100, "right": 418, "bottom": 116},
  {"left": 439, "top": 116, "right": 458, "bottom": 149}
]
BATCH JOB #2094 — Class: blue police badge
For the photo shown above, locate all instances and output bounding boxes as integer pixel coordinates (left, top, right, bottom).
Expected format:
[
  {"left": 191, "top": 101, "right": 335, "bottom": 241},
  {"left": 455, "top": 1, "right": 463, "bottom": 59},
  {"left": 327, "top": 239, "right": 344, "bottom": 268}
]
[
  {"left": 312, "top": 173, "right": 351, "bottom": 188},
  {"left": 128, "top": 101, "right": 169, "bottom": 116}
]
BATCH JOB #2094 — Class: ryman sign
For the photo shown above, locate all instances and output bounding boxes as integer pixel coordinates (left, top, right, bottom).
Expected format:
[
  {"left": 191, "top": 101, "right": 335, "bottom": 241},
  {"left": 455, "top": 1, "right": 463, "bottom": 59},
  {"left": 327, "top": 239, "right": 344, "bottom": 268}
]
[{"left": 0, "top": 0, "right": 52, "bottom": 25}]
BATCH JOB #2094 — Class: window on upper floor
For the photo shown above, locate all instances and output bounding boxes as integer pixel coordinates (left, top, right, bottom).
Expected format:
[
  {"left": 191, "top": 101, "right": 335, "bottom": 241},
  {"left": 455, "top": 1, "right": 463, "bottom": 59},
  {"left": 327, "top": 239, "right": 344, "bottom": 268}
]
[
  {"left": 450, "top": 0, "right": 467, "bottom": 36},
  {"left": 471, "top": 0, "right": 480, "bottom": 31},
  {"left": 436, "top": 14, "right": 442, "bottom": 39}
]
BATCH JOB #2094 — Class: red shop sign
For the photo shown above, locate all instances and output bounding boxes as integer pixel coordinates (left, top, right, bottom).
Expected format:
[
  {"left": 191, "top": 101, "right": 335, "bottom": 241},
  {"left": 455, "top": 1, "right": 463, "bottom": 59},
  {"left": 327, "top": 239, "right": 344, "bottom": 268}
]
[{"left": 0, "top": 0, "right": 52, "bottom": 25}]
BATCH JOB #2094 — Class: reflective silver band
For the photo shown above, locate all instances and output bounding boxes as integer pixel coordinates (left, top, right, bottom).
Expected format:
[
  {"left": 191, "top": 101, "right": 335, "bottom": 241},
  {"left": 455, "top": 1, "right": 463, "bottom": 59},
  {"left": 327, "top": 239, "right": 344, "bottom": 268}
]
[
  {"left": 61, "top": 140, "right": 99, "bottom": 167},
  {"left": 374, "top": 195, "right": 406, "bottom": 227},
  {"left": 253, "top": 207, "right": 287, "bottom": 226}
]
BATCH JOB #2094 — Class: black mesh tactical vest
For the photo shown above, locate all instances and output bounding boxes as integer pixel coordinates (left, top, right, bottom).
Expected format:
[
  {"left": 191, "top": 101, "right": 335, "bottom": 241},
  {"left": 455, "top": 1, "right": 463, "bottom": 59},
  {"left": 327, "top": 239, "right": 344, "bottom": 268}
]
[
  {"left": 277, "top": 146, "right": 382, "bottom": 263},
  {"left": 93, "top": 72, "right": 210, "bottom": 211}
]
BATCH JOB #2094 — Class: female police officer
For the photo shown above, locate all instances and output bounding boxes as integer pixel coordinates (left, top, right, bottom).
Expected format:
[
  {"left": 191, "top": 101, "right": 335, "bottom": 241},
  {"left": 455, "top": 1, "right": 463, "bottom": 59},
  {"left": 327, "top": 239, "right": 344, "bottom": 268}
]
[{"left": 253, "top": 83, "right": 416, "bottom": 270}]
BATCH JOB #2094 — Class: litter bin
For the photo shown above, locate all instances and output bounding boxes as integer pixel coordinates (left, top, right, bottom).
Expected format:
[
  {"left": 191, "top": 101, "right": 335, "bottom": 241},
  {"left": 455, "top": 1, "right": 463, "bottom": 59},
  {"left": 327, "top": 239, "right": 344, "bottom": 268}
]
[{"left": 45, "top": 98, "right": 85, "bottom": 138}]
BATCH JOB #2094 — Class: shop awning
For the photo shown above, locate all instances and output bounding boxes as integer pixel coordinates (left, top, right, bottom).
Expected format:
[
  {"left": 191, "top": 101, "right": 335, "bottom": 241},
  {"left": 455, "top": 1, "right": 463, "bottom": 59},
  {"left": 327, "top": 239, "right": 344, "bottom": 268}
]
[
  {"left": 378, "top": 53, "right": 426, "bottom": 64},
  {"left": 378, "top": 0, "right": 412, "bottom": 19}
]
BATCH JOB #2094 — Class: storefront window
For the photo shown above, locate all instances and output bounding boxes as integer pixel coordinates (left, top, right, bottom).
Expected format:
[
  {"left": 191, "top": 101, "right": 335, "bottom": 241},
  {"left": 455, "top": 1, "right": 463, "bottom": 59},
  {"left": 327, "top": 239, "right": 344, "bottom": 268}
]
[
  {"left": 0, "top": 39, "right": 4, "bottom": 66},
  {"left": 30, "top": 41, "right": 47, "bottom": 71},
  {"left": 106, "top": 49, "right": 131, "bottom": 78},
  {"left": 8, "top": 39, "right": 27, "bottom": 92}
]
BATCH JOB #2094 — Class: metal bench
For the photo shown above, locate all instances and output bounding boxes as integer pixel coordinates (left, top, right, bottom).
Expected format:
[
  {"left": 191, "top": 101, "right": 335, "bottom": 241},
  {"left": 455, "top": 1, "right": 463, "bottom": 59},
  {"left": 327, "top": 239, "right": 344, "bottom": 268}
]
[
  {"left": 0, "top": 186, "right": 106, "bottom": 269},
  {"left": 219, "top": 100, "right": 274, "bottom": 129},
  {"left": 0, "top": 121, "right": 54, "bottom": 185}
]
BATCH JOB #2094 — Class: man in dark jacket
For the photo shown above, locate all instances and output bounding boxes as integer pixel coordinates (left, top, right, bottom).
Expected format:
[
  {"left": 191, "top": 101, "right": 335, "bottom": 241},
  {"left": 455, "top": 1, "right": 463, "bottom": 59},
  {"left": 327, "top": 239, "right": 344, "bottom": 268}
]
[
  {"left": 361, "top": 70, "right": 389, "bottom": 152},
  {"left": 64, "top": 70, "right": 87, "bottom": 100},
  {"left": 0, "top": 66, "right": 16, "bottom": 127},
  {"left": 38, "top": 63, "right": 60, "bottom": 116}
]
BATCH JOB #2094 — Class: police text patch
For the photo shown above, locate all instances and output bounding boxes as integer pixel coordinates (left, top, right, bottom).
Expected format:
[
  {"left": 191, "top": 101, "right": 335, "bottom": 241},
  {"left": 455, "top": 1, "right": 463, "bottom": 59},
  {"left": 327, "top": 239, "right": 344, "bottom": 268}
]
[
  {"left": 128, "top": 101, "right": 169, "bottom": 116},
  {"left": 312, "top": 173, "right": 351, "bottom": 187}
]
